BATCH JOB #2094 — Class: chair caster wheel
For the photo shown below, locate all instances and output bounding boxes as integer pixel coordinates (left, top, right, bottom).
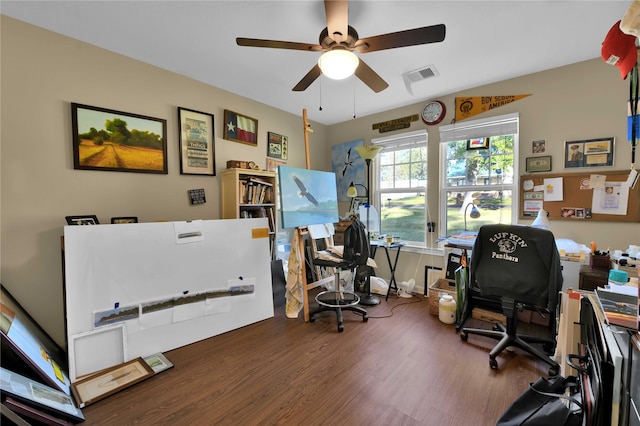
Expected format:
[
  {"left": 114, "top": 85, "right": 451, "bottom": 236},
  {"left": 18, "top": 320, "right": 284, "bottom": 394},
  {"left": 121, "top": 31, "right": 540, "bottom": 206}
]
[
  {"left": 548, "top": 365, "right": 559, "bottom": 377},
  {"left": 363, "top": 316, "right": 368, "bottom": 322},
  {"left": 309, "top": 317, "right": 316, "bottom": 323},
  {"left": 338, "top": 325, "right": 344, "bottom": 332},
  {"left": 460, "top": 332, "right": 468, "bottom": 341},
  {"left": 489, "top": 358, "right": 498, "bottom": 369}
]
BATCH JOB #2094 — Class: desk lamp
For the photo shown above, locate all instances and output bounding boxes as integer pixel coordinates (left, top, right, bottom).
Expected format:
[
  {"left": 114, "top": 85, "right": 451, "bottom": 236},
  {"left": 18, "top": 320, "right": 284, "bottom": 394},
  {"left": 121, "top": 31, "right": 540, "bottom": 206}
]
[
  {"left": 351, "top": 144, "right": 383, "bottom": 305},
  {"left": 531, "top": 208, "right": 551, "bottom": 230},
  {"left": 463, "top": 202, "right": 481, "bottom": 231}
]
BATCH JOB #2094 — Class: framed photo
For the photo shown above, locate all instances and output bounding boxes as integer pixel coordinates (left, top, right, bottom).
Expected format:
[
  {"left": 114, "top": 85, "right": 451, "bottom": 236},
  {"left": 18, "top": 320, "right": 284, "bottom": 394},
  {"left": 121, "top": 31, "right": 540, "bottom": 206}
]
[
  {"left": 532, "top": 139, "right": 545, "bottom": 153},
  {"left": 266, "top": 157, "right": 286, "bottom": 172},
  {"left": 525, "top": 155, "right": 552, "bottom": 173},
  {"left": 349, "top": 196, "right": 368, "bottom": 213},
  {"left": 111, "top": 217, "right": 138, "bottom": 224},
  {"left": 267, "top": 131, "right": 288, "bottom": 160},
  {"left": 223, "top": 109, "right": 258, "bottom": 146},
  {"left": 178, "top": 107, "right": 215, "bottom": 176},
  {"left": 564, "top": 137, "right": 614, "bottom": 168},
  {"left": 143, "top": 353, "right": 174, "bottom": 374},
  {"left": 0, "top": 367, "right": 85, "bottom": 423},
  {"left": 466, "top": 138, "right": 489, "bottom": 150},
  {"left": 71, "top": 103, "right": 167, "bottom": 174},
  {"left": 70, "top": 358, "right": 154, "bottom": 407},
  {"left": 65, "top": 215, "right": 99, "bottom": 225}
]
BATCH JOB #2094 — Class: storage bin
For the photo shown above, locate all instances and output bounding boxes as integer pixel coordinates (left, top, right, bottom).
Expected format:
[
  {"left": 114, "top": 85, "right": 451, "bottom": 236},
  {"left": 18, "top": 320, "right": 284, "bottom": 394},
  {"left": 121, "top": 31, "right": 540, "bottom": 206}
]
[{"left": 428, "top": 278, "right": 457, "bottom": 315}]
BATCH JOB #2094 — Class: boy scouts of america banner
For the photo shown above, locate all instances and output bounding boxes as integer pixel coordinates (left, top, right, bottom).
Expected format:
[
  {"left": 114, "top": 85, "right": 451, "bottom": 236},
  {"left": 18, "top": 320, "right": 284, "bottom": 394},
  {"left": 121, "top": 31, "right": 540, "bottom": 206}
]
[{"left": 455, "top": 95, "right": 531, "bottom": 121}]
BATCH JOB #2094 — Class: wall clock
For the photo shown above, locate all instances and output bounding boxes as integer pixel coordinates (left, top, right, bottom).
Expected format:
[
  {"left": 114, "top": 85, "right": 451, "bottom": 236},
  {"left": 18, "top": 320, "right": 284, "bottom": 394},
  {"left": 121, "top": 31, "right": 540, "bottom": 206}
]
[{"left": 421, "top": 100, "right": 446, "bottom": 125}]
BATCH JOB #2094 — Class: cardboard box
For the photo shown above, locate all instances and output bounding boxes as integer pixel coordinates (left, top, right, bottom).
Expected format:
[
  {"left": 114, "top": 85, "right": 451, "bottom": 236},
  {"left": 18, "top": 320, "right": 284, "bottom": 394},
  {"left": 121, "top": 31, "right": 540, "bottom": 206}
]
[
  {"left": 428, "top": 278, "right": 456, "bottom": 315},
  {"left": 472, "top": 307, "right": 506, "bottom": 325}
]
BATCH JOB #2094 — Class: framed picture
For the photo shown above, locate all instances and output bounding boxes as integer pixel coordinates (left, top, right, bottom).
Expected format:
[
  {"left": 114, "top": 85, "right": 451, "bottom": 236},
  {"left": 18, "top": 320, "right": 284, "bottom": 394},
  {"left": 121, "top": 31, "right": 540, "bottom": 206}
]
[
  {"left": 0, "top": 367, "right": 85, "bottom": 423},
  {"left": 466, "top": 138, "right": 489, "bottom": 150},
  {"left": 532, "top": 140, "right": 545, "bottom": 153},
  {"left": 143, "top": 353, "right": 174, "bottom": 374},
  {"left": 266, "top": 157, "right": 286, "bottom": 172},
  {"left": 111, "top": 217, "right": 138, "bottom": 224},
  {"left": 223, "top": 109, "right": 258, "bottom": 146},
  {"left": 178, "top": 107, "right": 215, "bottom": 176},
  {"left": 267, "top": 131, "right": 288, "bottom": 160},
  {"left": 349, "top": 196, "right": 368, "bottom": 213},
  {"left": 70, "top": 358, "right": 154, "bottom": 408},
  {"left": 525, "top": 155, "right": 552, "bottom": 173},
  {"left": 1, "top": 285, "right": 72, "bottom": 396},
  {"left": 71, "top": 103, "right": 167, "bottom": 174},
  {"left": 65, "top": 215, "right": 99, "bottom": 225},
  {"left": 564, "top": 137, "right": 614, "bottom": 168}
]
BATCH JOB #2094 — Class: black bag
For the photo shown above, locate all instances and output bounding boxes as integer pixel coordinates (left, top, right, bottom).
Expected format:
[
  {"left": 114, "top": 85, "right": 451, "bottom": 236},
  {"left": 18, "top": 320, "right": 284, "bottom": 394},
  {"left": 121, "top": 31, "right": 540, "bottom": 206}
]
[
  {"left": 342, "top": 220, "right": 369, "bottom": 264},
  {"left": 496, "top": 375, "right": 583, "bottom": 426}
]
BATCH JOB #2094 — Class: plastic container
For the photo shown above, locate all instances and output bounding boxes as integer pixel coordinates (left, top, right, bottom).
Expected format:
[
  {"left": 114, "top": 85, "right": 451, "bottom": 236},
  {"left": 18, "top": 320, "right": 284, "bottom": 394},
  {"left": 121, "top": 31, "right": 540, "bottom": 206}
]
[{"left": 439, "top": 294, "right": 457, "bottom": 324}]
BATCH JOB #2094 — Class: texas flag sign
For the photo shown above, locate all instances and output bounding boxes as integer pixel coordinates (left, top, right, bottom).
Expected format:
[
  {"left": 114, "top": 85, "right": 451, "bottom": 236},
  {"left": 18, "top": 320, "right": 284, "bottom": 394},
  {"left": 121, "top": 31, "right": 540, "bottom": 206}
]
[{"left": 224, "top": 110, "right": 258, "bottom": 146}]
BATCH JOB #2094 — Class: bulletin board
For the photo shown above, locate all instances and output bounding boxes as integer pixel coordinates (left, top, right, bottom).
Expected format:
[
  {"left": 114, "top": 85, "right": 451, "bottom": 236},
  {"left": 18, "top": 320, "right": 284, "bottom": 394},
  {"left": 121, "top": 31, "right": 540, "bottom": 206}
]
[
  {"left": 519, "top": 170, "right": 640, "bottom": 223},
  {"left": 63, "top": 219, "right": 274, "bottom": 382}
]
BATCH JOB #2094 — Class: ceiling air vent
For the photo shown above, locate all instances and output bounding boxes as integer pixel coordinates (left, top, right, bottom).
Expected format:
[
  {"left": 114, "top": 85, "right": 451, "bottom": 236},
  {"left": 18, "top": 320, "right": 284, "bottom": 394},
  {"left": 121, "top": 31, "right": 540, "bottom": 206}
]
[{"left": 403, "top": 65, "right": 439, "bottom": 95}]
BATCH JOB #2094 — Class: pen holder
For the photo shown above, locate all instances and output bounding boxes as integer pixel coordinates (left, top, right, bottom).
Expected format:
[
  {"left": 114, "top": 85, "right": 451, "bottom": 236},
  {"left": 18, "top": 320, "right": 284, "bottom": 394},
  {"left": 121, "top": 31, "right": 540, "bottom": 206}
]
[{"left": 590, "top": 254, "right": 610, "bottom": 271}]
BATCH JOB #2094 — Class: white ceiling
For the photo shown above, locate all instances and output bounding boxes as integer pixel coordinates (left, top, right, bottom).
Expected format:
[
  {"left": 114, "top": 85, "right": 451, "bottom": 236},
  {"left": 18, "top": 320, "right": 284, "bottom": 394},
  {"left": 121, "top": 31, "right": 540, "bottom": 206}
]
[{"left": 1, "top": 1, "right": 631, "bottom": 126}]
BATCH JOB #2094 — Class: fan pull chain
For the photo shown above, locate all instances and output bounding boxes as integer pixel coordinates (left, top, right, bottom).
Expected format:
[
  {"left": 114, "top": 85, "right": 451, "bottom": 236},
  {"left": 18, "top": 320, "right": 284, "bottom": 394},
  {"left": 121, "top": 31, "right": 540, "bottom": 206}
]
[
  {"left": 353, "top": 77, "right": 356, "bottom": 119},
  {"left": 319, "top": 76, "right": 323, "bottom": 111}
]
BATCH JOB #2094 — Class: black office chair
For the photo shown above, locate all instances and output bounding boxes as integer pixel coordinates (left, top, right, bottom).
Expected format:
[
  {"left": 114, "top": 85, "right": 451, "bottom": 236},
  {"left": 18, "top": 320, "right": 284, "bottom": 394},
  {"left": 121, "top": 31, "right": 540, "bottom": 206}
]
[
  {"left": 309, "top": 220, "right": 369, "bottom": 332},
  {"left": 460, "top": 224, "right": 563, "bottom": 375}
]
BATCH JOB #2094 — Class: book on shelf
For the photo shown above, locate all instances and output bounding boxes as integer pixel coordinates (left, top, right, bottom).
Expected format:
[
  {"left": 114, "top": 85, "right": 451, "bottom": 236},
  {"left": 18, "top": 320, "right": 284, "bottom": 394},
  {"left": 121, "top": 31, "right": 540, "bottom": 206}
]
[
  {"left": 248, "top": 177, "right": 273, "bottom": 187},
  {"left": 240, "top": 179, "right": 272, "bottom": 204}
]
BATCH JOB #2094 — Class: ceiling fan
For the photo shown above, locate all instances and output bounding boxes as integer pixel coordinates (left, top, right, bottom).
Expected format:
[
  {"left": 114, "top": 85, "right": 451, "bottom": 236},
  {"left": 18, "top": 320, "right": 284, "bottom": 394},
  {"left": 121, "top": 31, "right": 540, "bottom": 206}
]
[{"left": 236, "top": 0, "right": 446, "bottom": 93}]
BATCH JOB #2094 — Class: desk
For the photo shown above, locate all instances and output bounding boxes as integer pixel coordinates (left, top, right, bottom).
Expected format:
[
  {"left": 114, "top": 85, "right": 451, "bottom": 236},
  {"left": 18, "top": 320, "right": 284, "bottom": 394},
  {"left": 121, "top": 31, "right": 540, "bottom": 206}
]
[{"left": 370, "top": 240, "right": 405, "bottom": 301}]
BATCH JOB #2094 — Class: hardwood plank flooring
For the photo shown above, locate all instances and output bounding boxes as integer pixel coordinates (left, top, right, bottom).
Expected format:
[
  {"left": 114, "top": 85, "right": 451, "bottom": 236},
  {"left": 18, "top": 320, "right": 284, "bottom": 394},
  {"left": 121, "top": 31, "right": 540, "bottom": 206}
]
[{"left": 82, "top": 294, "right": 551, "bottom": 425}]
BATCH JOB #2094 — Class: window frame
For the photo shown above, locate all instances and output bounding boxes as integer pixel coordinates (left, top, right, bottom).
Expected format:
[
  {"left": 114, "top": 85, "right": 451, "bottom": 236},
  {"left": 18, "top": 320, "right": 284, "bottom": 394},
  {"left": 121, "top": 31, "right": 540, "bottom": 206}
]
[
  {"left": 438, "top": 113, "right": 519, "bottom": 238},
  {"left": 371, "top": 129, "right": 428, "bottom": 247}
]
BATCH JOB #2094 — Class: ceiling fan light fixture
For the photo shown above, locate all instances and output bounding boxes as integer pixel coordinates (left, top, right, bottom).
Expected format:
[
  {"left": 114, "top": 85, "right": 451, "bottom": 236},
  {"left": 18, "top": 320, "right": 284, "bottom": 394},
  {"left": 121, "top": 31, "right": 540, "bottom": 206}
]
[{"left": 318, "top": 50, "right": 359, "bottom": 80}]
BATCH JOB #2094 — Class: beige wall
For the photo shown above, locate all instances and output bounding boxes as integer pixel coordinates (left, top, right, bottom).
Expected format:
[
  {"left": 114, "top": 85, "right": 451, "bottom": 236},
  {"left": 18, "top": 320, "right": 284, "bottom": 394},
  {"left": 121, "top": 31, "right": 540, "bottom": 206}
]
[
  {"left": 329, "top": 58, "right": 640, "bottom": 289},
  {"left": 0, "top": 17, "right": 328, "bottom": 344},
  {"left": 2, "top": 16, "right": 639, "bottom": 344}
]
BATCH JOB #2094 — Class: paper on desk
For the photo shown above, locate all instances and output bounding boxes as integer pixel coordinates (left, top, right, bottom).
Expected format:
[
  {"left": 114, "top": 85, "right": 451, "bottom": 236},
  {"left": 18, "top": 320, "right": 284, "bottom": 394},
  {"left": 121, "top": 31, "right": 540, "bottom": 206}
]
[{"left": 598, "top": 284, "right": 639, "bottom": 297}]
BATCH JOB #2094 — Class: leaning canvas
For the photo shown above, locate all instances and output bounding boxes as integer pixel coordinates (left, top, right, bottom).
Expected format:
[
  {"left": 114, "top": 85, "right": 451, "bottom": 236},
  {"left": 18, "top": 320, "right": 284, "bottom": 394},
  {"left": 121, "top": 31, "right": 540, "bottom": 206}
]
[{"left": 277, "top": 166, "right": 339, "bottom": 229}]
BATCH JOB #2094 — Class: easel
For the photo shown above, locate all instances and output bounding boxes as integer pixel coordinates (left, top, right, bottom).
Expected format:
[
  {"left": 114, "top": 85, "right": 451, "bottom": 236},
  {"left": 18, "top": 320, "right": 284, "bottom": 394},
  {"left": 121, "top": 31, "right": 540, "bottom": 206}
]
[{"left": 296, "top": 109, "right": 334, "bottom": 321}]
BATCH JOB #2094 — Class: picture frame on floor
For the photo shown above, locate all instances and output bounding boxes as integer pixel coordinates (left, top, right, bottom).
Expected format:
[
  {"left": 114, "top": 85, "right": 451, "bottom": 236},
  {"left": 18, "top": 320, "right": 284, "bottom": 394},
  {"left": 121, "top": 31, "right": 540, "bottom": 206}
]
[{"left": 71, "top": 358, "right": 154, "bottom": 408}]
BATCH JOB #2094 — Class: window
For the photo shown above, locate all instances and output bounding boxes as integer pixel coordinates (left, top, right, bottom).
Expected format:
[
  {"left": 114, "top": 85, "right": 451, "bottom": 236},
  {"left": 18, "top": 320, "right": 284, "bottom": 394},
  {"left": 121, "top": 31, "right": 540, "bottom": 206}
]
[
  {"left": 439, "top": 113, "right": 519, "bottom": 236},
  {"left": 372, "top": 130, "right": 428, "bottom": 246}
]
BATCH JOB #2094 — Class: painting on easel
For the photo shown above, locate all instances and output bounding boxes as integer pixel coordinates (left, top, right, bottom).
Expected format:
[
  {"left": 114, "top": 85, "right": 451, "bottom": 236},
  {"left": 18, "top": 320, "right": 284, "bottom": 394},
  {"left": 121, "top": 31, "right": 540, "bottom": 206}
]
[{"left": 277, "top": 166, "right": 339, "bottom": 229}]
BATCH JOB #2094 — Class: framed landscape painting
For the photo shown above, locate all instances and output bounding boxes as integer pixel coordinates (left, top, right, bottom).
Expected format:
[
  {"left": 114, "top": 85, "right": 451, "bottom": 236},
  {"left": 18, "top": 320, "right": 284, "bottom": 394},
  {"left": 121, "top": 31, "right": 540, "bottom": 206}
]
[{"left": 72, "top": 103, "right": 168, "bottom": 174}]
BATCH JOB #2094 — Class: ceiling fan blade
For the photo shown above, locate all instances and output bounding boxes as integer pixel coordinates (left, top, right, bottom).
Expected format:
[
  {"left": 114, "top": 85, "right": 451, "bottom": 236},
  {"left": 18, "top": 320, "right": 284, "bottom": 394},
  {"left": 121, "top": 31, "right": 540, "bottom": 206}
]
[
  {"left": 292, "top": 64, "right": 322, "bottom": 91},
  {"left": 237, "top": 38, "right": 322, "bottom": 52},
  {"left": 354, "top": 24, "right": 446, "bottom": 53},
  {"left": 324, "top": 0, "right": 349, "bottom": 44},
  {"left": 355, "top": 59, "right": 389, "bottom": 93}
]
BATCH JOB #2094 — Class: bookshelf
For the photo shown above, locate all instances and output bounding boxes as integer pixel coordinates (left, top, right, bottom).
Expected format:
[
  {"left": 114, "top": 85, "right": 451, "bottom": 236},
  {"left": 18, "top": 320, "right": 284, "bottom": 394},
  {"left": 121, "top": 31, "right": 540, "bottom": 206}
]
[{"left": 221, "top": 168, "right": 277, "bottom": 248}]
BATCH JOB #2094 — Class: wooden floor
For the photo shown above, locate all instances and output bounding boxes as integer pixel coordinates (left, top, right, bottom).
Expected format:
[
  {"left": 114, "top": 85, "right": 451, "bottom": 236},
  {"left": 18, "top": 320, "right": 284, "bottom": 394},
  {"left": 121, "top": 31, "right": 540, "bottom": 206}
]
[{"left": 82, "top": 294, "right": 551, "bottom": 425}]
